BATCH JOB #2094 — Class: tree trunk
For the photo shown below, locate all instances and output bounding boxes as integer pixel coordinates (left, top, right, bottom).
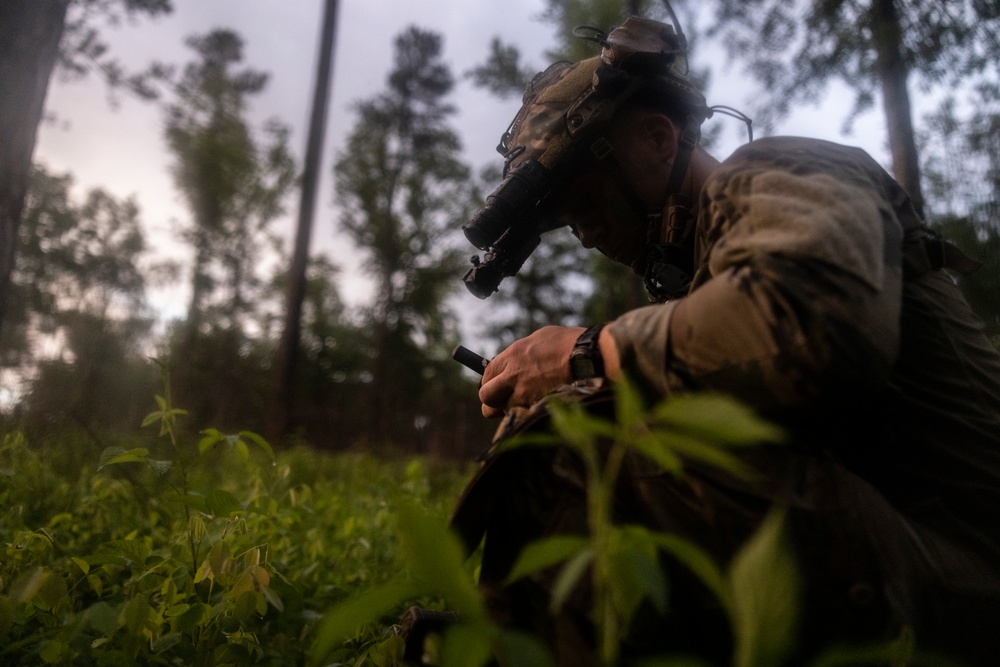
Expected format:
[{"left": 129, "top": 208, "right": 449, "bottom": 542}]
[
  {"left": 0, "top": 1, "right": 71, "bottom": 334},
  {"left": 270, "top": 0, "right": 340, "bottom": 440},
  {"left": 869, "top": 0, "right": 925, "bottom": 218}
]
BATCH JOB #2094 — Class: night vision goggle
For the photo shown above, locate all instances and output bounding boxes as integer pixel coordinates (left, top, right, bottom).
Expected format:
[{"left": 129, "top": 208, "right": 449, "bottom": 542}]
[{"left": 462, "top": 9, "right": 706, "bottom": 299}]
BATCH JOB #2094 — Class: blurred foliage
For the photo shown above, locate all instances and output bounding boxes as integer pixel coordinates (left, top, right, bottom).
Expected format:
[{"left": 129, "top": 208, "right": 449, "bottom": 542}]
[
  {"left": 162, "top": 28, "right": 297, "bottom": 433},
  {"left": 3, "top": 166, "right": 149, "bottom": 367},
  {"left": 333, "top": 26, "right": 478, "bottom": 448},
  {"left": 920, "top": 85, "right": 1000, "bottom": 343},
  {"left": 58, "top": 0, "right": 175, "bottom": 102},
  {"left": 2, "top": 165, "right": 157, "bottom": 437},
  {"left": 708, "top": 0, "right": 1000, "bottom": 134},
  {"left": 0, "top": 399, "right": 473, "bottom": 665},
  {"left": 165, "top": 28, "right": 296, "bottom": 337}
]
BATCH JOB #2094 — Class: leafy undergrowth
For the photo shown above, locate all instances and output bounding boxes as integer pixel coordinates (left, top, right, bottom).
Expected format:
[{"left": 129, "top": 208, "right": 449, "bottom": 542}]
[{"left": 0, "top": 422, "right": 471, "bottom": 666}]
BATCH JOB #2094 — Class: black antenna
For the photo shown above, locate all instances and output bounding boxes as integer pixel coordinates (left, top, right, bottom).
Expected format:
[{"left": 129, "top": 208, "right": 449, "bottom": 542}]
[
  {"left": 709, "top": 105, "right": 754, "bottom": 142},
  {"left": 573, "top": 25, "right": 609, "bottom": 48},
  {"left": 660, "top": 0, "right": 683, "bottom": 37},
  {"left": 659, "top": 0, "right": 689, "bottom": 73}
]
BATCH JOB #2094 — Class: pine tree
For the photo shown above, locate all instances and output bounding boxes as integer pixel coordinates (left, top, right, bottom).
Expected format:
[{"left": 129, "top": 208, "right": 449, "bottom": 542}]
[
  {"left": 164, "top": 29, "right": 296, "bottom": 429},
  {"left": 334, "top": 27, "right": 471, "bottom": 445}
]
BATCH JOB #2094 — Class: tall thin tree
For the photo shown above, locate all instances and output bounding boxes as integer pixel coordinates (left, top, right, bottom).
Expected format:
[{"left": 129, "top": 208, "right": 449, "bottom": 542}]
[
  {"left": 0, "top": 1, "right": 72, "bottom": 334},
  {"left": 0, "top": 0, "right": 173, "bottom": 335},
  {"left": 271, "top": 0, "right": 341, "bottom": 439}
]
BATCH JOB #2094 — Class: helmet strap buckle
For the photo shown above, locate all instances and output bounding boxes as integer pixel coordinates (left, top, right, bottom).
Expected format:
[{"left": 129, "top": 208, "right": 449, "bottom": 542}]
[{"left": 589, "top": 137, "right": 615, "bottom": 161}]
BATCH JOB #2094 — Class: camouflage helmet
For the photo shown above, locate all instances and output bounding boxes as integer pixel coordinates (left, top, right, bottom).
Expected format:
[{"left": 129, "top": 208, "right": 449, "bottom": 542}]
[
  {"left": 460, "top": 15, "right": 710, "bottom": 298},
  {"left": 499, "top": 16, "right": 710, "bottom": 178}
]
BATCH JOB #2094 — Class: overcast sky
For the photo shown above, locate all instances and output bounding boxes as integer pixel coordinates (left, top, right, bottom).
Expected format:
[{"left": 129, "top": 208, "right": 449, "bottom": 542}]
[{"left": 33, "top": 0, "right": 892, "bottom": 337}]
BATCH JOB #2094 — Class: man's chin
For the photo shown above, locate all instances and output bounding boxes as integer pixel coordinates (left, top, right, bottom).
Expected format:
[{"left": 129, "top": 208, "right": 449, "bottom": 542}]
[
  {"left": 596, "top": 245, "right": 641, "bottom": 271},
  {"left": 628, "top": 251, "right": 649, "bottom": 276}
]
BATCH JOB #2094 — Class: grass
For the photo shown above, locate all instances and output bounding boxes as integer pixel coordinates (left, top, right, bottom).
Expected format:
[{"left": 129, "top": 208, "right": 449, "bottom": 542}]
[{"left": 0, "top": 426, "right": 472, "bottom": 666}]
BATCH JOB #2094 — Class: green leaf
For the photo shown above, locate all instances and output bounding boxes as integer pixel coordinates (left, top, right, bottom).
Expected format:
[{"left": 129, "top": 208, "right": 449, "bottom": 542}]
[
  {"left": 195, "top": 541, "right": 231, "bottom": 584},
  {"left": 119, "top": 596, "right": 158, "bottom": 637},
  {"left": 234, "top": 590, "right": 261, "bottom": 622},
  {"left": 39, "top": 639, "right": 69, "bottom": 664},
  {"left": 549, "top": 547, "right": 593, "bottom": 613},
  {"left": 647, "top": 531, "right": 732, "bottom": 613},
  {"left": 105, "top": 537, "right": 153, "bottom": 566},
  {"left": 151, "top": 632, "right": 182, "bottom": 653},
  {"left": 148, "top": 459, "right": 172, "bottom": 475},
  {"left": 71, "top": 556, "right": 90, "bottom": 575},
  {"left": 239, "top": 430, "right": 275, "bottom": 461},
  {"left": 548, "top": 401, "right": 617, "bottom": 451},
  {"left": 494, "top": 628, "right": 554, "bottom": 667},
  {"left": 608, "top": 526, "right": 667, "bottom": 619},
  {"left": 0, "top": 595, "right": 15, "bottom": 636},
  {"left": 10, "top": 567, "right": 45, "bottom": 603},
  {"left": 614, "top": 377, "right": 648, "bottom": 431},
  {"left": 261, "top": 585, "right": 284, "bottom": 612},
  {"left": 235, "top": 439, "right": 250, "bottom": 463},
  {"left": 369, "top": 634, "right": 405, "bottom": 667},
  {"left": 441, "top": 623, "right": 494, "bottom": 667},
  {"left": 499, "top": 431, "right": 565, "bottom": 452},
  {"left": 650, "top": 430, "right": 755, "bottom": 480},
  {"left": 87, "top": 574, "right": 103, "bottom": 597},
  {"left": 98, "top": 446, "right": 150, "bottom": 470},
  {"left": 505, "top": 535, "right": 589, "bottom": 585},
  {"left": 309, "top": 579, "right": 421, "bottom": 666},
  {"left": 198, "top": 428, "right": 225, "bottom": 455},
  {"left": 396, "top": 503, "right": 486, "bottom": 622},
  {"left": 35, "top": 570, "right": 67, "bottom": 610},
  {"left": 729, "top": 508, "right": 799, "bottom": 667},
  {"left": 205, "top": 489, "right": 243, "bottom": 516},
  {"left": 627, "top": 432, "right": 685, "bottom": 475},
  {"left": 171, "top": 603, "right": 210, "bottom": 633},
  {"left": 141, "top": 410, "right": 162, "bottom": 428},
  {"left": 654, "top": 394, "right": 784, "bottom": 446}
]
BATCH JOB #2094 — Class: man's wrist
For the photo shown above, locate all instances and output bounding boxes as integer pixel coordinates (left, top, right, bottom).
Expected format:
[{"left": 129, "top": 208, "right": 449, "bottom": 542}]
[{"left": 569, "top": 323, "right": 607, "bottom": 381}]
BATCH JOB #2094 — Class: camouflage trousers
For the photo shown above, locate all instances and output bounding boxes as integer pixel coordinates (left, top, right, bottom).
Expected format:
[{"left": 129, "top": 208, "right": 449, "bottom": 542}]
[{"left": 451, "top": 395, "right": 1000, "bottom": 666}]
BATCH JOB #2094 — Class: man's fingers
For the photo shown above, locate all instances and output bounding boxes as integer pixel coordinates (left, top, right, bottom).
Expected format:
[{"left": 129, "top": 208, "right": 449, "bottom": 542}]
[
  {"left": 482, "top": 404, "right": 504, "bottom": 419},
  {"left": 479, "top": 374, "right": 512, "bottom": 413}
]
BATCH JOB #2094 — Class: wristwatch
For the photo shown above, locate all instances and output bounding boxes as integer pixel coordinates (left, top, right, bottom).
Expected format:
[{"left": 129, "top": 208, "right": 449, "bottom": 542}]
[{"left": 569, "top": 323, "right": 607, "bottom": 381}]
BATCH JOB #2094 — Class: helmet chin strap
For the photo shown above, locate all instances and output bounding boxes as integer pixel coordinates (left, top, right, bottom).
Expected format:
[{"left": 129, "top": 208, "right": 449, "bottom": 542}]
[
  {"left": 584, "top": 112, "right": 700, "bottom": 302},
  {"left": 641, "top": 113, "right": 701, "bottom": 301}
]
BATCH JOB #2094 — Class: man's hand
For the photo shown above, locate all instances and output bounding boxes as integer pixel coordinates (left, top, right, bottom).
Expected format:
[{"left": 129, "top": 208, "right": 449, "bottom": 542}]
[{"left": 479, "top": 326, "right": 584, "bottom": 418}]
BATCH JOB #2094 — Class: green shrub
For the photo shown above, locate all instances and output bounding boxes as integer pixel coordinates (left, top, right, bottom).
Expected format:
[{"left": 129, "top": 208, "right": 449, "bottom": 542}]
[{"left": 0, "top": 385, "right": 470, "bottom": 665}]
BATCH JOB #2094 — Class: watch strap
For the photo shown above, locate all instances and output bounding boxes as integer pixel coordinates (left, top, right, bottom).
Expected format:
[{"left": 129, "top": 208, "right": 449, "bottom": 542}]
[{"left": 569, "top": 323, "right": 607, "bottom": 381}]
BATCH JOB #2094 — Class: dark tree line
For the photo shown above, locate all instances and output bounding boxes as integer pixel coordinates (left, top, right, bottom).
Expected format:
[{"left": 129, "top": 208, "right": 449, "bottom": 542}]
[
  {"left": 1, "top": 20, "right": 493, "bottom": 456},
  {"left": 1, "top": 2, "right": 997, "bottom": 457}
]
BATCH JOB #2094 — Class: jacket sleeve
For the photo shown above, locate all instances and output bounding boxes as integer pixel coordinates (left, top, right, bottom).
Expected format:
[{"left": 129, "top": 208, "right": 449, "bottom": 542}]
[{"left": 608, "top": 147, "right": 905, "bottom": 414}]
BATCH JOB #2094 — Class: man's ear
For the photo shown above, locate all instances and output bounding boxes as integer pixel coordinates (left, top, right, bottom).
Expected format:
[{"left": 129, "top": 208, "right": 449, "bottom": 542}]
[{"left": 643, "top": 113, "right": 678, "bottom": 161}]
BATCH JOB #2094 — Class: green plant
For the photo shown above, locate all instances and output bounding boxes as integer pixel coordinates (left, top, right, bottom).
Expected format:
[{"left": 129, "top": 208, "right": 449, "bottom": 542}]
[
  {"left": 308, "top": 379, "right": 962, "bottom": 666},
  {"left": 506, "top": 381, "right": 789, "bottom": 666},
  {"left": 0, "top": 364, "right": 471, "bottom": 665},
  {"left": 308, "top": 381, "right": 798, "bottom": 666}
]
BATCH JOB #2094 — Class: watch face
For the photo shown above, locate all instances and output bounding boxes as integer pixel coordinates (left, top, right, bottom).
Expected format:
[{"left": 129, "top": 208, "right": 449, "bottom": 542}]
[{"left": 570, "top": 355, "right": 599, "bottom": 381}]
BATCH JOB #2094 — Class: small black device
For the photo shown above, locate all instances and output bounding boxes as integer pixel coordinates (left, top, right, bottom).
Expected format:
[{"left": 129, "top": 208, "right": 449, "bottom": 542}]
[{"left": 452, "top": 345, "right": 490, "bottom": 375}]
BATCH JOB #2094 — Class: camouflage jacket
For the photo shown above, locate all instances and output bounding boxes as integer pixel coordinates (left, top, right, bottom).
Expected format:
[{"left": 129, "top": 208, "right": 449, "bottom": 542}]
[{"left": 608, "top": 136, "right": 1000, "bottom": 562}]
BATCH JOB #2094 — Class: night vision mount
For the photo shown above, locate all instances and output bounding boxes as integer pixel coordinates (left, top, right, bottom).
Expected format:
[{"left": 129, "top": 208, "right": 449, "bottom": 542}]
[{"left": 461, "top": 5, "right": 703, "bottom": 299}]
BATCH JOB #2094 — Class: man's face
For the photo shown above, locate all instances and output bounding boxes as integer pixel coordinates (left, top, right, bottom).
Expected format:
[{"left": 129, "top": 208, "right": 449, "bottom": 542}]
[
  {"left": 548, "top": 166, "right": 650, "bottom": 271},
  {"left": 545, "top": 117, "right": 672, "bottom": 272}
]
